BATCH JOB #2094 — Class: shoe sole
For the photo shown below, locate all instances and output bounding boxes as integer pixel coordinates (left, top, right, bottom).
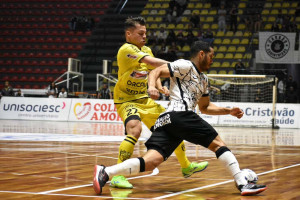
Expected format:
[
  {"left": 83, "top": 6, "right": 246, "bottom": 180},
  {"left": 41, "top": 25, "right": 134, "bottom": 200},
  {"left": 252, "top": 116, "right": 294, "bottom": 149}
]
[
  {"left": 109, "top": 184, "right": 133, "bottom": 189},
  {"left": 110, "top": 182, "right": 133, "bottom": 189},
  {"left": 93, "top": 165, "right": 102, "bottom": 195},
  {"left": 241, "top": 187, "right": 267, "bottom": 196},
  {"left": 109, "top": 176, "right": 133, "bottom": 189},
  {"left": 183, "top": 162, "right": 209, "bottom": 178}
]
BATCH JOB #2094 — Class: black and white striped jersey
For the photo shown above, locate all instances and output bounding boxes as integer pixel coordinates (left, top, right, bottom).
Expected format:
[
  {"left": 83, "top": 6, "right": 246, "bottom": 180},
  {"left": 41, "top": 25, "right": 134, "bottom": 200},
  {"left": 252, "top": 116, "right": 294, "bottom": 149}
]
[{"left": 166, "top": 59, "right": 209, "bottom": 112}]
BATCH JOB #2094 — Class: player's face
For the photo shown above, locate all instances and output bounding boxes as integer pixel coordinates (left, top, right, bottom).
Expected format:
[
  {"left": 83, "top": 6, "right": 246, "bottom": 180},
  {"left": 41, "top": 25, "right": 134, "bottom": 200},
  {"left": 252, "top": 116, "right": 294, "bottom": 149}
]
[
  {"left": 199, "top": 47, "right": 214, "bottom": 71},
  {"left": 126, "top": 24, "right": 147, "bottom": 48}
]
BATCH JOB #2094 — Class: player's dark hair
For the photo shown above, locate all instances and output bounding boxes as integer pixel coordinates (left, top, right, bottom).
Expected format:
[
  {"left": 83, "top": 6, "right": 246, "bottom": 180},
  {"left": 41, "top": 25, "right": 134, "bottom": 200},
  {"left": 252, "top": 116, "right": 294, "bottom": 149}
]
[
  {"left": 190, "top": 41, "right": 211, "bottom": 58},
  {"left": 124, "top": 16, "right": 146, "bottom": 31}
]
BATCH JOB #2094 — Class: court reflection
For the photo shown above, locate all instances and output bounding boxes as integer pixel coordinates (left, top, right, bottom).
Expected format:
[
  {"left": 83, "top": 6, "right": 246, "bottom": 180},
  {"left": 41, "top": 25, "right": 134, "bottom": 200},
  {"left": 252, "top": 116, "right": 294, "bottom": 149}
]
[
  {"left": 0, "top": 120, "right": 299, "bottom": 146},
  {"left": 0, "top": 119, "right": 124, "bottom": 136}
]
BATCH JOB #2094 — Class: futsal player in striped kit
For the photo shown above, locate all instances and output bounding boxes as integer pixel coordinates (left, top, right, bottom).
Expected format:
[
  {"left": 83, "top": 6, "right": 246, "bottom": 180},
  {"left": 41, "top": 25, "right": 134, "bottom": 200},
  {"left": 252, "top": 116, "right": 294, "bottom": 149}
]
[
  {"left": 109, "top": 16, "right": 208, "bottom": 189},
  {"left": 94, "top": 40, "right": 267, "bottom": 196}
]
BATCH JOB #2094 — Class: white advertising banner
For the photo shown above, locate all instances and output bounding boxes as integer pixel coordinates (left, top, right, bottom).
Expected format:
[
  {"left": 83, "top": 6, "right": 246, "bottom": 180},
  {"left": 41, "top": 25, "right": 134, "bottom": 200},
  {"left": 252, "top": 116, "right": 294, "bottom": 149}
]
[
  {"left": 200, "top": 102, "right": 300, "bottom": 128},
  {"left": 200, "top": 114, "right": 220, "bottom": 125},
  {"left": 275, "top": 104, "right": 299, "bottom": 128},
  {"left": 200, "top": 102, "right": 273, "bottom": 127},
  {"left": 0, "top": 98, "right": 299, "bottom": 128},
  {"left": 256, "top": 32, "right": 297, "bottom": 63},
  {"left": 219, "top": 102, "right": 274, "bottom": 127},
  {"left": 0, "top": 97, "right": 71, "bottom": 121},
  {"left": 68, "top": 99, "right": 123, "bottom": 123}
]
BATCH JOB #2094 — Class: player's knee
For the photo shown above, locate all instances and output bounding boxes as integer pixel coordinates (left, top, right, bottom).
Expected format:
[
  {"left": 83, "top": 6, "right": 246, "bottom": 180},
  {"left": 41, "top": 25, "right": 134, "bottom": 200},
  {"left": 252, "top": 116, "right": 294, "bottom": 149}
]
[
  {"left": 208, "top": 136, "right": 226, "bottom": 152},
  {"left": 143, "top": 150, "right": 164, "bottom": 171},
  {"left": 145, "top": 159, "right": 162, "bottom": 171},
  {"left": 151, "top": 156, "right": 164, "bottom": 168},
  {"left": 127, "top": 128, "right": 142, "bottom": 139},
  {"left": 137, "top": 156, "right": 162, "bottom": 172},
  {"left": 208, "top": 142, "right": 226, "bottom": 152},
  {"left": 126, "top": 120, "right": 142, "bottom": 138}
]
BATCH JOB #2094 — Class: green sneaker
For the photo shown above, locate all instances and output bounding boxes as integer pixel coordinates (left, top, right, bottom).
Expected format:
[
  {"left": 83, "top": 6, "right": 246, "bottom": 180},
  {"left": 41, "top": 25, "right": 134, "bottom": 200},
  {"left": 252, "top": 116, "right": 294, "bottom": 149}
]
[
  {"left": 110, "top": 175, "right": 133, "bottom": 189},
  {"left": 182, "top": 161, "right": 208, "bottom": 178}
]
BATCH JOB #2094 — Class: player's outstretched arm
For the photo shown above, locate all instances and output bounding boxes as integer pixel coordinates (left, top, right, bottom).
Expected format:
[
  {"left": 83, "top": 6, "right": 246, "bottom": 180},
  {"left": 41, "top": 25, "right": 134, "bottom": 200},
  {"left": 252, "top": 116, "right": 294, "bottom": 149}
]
[
  {"left": 141, "top": 56, "right": 169, "bottom": 68},
  {"left": 154, "top": 79, "right": 170, "bottom": 97},
  {"left": 229, "top": 107, "right": 244, "bottom": 119},
  {"left": 148, "top": 64, "right": 170, "bottom": 99},
  {"left": 198, "top": 96, "right": 244, "bottom": 119}
]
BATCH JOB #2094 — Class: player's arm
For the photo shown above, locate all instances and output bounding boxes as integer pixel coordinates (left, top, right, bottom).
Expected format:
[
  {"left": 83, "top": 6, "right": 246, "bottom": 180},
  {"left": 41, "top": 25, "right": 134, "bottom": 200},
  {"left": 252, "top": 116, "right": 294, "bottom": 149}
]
[
  {"left": 155, "top": 78, "right": 170, "bottom": 97},
  {"left": 198, "top": 96, "right": 244, "bottom": 119},
  {"left": 140, "top": 56, "right": 168, "bottom": 68},
  {"left": 148, "top": 64, "right": 170, "bottom": 99}
]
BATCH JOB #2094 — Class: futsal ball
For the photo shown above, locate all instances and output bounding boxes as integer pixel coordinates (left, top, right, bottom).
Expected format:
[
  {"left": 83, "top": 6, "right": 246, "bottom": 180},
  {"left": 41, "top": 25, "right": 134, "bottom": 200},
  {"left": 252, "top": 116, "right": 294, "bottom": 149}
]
[{"left": 241, "top": 169, "right": 258, "bottom": 183}]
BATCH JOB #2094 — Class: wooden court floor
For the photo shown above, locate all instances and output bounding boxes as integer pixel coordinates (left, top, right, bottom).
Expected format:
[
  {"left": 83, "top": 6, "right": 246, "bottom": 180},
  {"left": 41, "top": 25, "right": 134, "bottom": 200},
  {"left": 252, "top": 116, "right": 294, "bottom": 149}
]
[{"left": 0, "top": 119, "right": 300, "bottom": 200}]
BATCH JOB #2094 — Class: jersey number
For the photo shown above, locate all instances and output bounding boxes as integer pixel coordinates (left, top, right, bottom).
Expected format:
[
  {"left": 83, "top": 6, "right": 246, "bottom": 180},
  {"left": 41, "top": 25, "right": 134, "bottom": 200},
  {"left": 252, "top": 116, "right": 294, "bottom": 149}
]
[{"left": 126, "top": 108, "right": 138, "bottom": 117}]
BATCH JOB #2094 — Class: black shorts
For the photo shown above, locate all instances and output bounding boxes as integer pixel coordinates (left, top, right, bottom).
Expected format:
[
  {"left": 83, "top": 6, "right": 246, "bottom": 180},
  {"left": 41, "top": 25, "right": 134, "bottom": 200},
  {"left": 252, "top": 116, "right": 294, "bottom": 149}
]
[{"left": 145, "top": 111, "right": 218, "bottom": 160}]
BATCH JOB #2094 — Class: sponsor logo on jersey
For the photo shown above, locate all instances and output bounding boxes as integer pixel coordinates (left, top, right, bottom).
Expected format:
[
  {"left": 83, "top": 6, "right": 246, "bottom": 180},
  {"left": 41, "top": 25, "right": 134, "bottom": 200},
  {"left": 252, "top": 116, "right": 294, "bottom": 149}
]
[
  {"left": 126, "top": 88, "right": 146, "bottom": 95},
  {"left": 130, "top": 70, "right": 148, "bottom": 79},
  {"left": 127, "top": 80, "right": 146, "bottom": 87},
  {"left": 126, "top": 54, "right": 138, "bottom": 59}
]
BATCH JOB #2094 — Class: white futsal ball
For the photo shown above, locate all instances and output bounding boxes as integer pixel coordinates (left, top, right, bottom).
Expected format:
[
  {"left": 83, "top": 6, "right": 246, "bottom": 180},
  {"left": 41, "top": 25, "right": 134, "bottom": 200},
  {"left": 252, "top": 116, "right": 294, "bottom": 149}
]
[{"left": 241, "top": 169, "right": 258, "bottom": 183}]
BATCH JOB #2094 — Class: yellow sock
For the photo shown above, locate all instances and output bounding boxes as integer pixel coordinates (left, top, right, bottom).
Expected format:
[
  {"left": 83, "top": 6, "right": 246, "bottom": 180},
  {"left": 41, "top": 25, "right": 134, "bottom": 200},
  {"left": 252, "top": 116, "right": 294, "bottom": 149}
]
[
  {"left": 117, "top": 135, "right": 137, "bottom": 164},
  {"left": 174, "top": 141, "right": 191, "bottom": 168}
]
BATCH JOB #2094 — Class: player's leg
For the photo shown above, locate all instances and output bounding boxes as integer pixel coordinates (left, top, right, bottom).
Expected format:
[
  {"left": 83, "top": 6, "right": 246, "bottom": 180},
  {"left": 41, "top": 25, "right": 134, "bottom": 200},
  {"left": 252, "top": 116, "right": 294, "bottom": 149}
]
[
  {"left": 117, "top": 118, "right": 142, "bottom": 164},
  {"left": 208, "top": 136, "right": 267, "bottom": 196},
  {"left": 93, "top": 150, "right": 164, "bottom": 195},
  {"left": 208, "top": 136, "right": 247, "bottom": 186},
  {"left": 170, "top": 112, "right": 266, "bottom": 196},
  {"left": 142, "top": 99, "right": 208, "bottom": 178},
  {"left": 174, "top": 142, "right": 208, "bottom": 178},
  {"left": 94, "top": 124, "right": 177, "bottom": 195},
  {"left": 111, "top": 103, "right": 143, "bottom": 189},
  {"left": 113, "top": 150, "right": 164, "bottom": 176},
  {"left": 179, "top": 113, "right": 248, "bottom": 187},
  {"left": 143, "top": 111, "right": 192, "bottom": 170}
]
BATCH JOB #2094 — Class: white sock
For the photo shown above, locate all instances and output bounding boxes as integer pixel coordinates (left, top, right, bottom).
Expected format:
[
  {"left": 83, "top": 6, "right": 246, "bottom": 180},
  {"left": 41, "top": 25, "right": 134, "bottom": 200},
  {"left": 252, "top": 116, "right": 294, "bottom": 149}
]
[
  {"left": 218, "top": 151, "right": 247, "bottom": 186},
  {"left": 105, "top": 158, "right": 141, "bottom": 177}
]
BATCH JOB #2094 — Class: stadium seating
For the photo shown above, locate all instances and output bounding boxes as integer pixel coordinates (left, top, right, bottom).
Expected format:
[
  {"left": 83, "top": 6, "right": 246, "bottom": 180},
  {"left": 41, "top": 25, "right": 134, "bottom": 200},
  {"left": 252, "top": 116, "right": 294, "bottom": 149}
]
[
  {"left": 2, "top": 0, "right": 296, "bottom": 86},
  {"left": 0, "top": 0, "right": 111, "bottom": 89},
  {"left": 140, "top": 0, "right": 287, "bottom": 74}
]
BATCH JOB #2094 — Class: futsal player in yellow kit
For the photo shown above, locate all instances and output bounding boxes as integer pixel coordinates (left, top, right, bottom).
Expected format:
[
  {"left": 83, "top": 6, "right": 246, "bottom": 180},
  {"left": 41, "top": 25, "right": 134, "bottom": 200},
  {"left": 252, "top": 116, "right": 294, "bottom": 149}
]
[{"left": 110, "top": 16, "right": 208, "bottom": 188}]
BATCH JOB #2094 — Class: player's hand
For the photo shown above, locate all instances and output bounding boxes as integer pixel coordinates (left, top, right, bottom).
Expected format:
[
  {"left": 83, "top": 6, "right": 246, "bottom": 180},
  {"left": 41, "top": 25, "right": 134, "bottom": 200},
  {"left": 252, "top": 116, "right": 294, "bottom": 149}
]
[
  {"left": 159, "top": 86, "right": 170, "bottom": 96},
  {"left": 230, "top": 107, "right": 244, "bottom": 119},
  {"left": 148, "top": 86, "right": 160, "bottom": 100}
]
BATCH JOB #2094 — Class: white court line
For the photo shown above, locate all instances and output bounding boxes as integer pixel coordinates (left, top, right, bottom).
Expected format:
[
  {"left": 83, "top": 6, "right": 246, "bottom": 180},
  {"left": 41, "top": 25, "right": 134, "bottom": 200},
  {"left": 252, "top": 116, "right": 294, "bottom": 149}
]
[
  {"left": 153, "top": 163, "right": 300, "bottom": 199},
  {"left": 1, "top": 164, "right": 299, "bottom": 199},
  {"left": 38, "top": 168, "right": 159, "bottom": 194},
  {"left": 257, "top": 163, "right": 300, "bottom": 175}
]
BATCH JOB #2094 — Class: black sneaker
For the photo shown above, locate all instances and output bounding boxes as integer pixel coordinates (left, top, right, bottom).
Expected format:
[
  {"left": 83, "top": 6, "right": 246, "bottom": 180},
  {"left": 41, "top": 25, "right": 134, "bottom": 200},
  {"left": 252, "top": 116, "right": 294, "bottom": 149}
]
[
  {"left": 93, "top": 165, "right": 109, "bottom": 195},
  {"left": 238, "top": 183, "right": 267, "bottom": 196}
]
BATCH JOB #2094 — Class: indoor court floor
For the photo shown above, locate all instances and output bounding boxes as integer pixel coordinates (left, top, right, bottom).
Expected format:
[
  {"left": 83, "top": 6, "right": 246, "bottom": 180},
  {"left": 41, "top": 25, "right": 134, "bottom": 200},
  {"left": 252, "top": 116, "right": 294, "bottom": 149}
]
[{"left": 0, "top": 119, "right": 300, "bottom": 200}]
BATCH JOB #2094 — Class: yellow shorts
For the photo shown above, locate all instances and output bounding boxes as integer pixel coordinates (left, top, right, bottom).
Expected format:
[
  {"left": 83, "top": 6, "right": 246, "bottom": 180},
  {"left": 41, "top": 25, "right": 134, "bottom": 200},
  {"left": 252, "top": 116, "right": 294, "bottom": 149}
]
[{"left": 115, "top": 98, "right": 165, "bottom": 130}]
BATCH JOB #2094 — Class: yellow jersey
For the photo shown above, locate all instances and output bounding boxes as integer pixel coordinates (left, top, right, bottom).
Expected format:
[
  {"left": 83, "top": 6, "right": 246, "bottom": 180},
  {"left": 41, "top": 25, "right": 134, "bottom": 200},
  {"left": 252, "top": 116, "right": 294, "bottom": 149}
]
[{"left": 114, "top": 43, "right": 155, "bottom": 103}]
